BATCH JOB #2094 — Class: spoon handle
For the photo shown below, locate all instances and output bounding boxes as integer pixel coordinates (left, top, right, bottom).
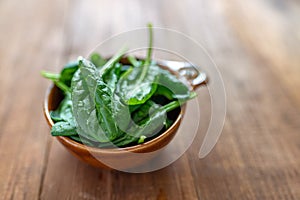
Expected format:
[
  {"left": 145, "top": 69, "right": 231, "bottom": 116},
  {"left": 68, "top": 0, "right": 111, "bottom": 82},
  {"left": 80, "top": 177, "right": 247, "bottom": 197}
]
[{"left": 156, "top": 60, "right": 208, "bottom": 89}]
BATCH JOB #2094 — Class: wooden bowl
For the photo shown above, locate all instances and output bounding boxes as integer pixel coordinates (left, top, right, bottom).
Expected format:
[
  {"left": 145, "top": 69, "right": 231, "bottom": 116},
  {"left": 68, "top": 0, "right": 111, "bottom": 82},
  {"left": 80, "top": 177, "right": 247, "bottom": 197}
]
[{"left": 43, "top": 59, "right": 207, "bottom": 170}]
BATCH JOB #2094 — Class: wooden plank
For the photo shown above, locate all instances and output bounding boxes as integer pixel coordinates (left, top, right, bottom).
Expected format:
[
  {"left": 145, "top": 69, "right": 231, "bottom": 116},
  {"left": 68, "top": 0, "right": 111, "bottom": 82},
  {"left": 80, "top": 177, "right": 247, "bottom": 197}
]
[
  {"left": 180, "top": 0, "right": 300, "bottom": 199},
  {"left": 0, "top": 0, "right": 66, "bottom": 199},
  {"left": 0, "top": 0, "right": 299, "bottom": 199},
  {"left": 41, "top": 140, "right": 198, "bottom": 200},
  {"left": 225, "top": 0, "right": 300, "bottom": 106}
]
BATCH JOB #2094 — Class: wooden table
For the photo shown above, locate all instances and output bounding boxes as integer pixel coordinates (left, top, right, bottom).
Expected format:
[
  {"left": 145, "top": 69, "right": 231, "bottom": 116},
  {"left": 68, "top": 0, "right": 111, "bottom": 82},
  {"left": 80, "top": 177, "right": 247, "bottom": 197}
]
[{"left": 0, "top": 0, "right": 299, "bottom": 199}]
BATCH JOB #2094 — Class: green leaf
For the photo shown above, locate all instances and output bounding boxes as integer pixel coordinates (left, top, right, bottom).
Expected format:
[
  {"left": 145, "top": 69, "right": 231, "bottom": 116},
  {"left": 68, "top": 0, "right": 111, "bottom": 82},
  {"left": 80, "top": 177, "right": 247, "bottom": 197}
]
[
  {"left": 111, "top": 93, "right": 131, "bottom": 133},
  {"left": 131, "top": 100, "right": 160, "bottom": 124},
  {"left": 102, "top": 63, "right": 122, "bottom": 92},
  {"left": 59, "top": 61, "right": 79, "bottom": 87},
  {"left": 90, "top": 53, "right": 106, "bottom": 68},
  {"left": 71, "top": 57, "right": 109, "bottom": 142},
  {"left": 68, "top": 134, "right": 94, "bottom": 146},
  {"left": 50, "top": 110, "right": 62, "bottom": 122},
  {"left": 157, "top": 68, "right": 193, "bottom": 101},
  {"left": 114, "top": 109, "right": 167, "bottom": 147},
  {"left": 116, "top": 25, "right": 157, "bottom": 105},
  {"left": 129, "top": 104, "right": 142, "bottom": 113},
  {"left": 94, "top": 81, "right": 119, "bottom": 141},
  {"left": 116, "top": 64, "right": 159, "bottom": 105},
  {"left": 51, "top": 121, "right": 77, "bottom": 136},
  {"left": 154, "top": 85, "right": 175, "bottom": 100},
  {"left": 49, "top": 94, "right": 73, "bottom": 122},
  {"left": 42, "top": 23, "right": 199, "bottom": 148},
  {"left": 164, "top": 118, "right": 173, "bottom": 129}
]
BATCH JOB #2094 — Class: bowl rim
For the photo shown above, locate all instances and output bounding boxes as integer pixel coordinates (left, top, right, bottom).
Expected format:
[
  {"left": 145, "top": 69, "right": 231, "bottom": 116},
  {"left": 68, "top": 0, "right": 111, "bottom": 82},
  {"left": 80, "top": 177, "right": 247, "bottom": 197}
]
[{"left": 43, "top": 84, "right": 185, "bottom": 154}]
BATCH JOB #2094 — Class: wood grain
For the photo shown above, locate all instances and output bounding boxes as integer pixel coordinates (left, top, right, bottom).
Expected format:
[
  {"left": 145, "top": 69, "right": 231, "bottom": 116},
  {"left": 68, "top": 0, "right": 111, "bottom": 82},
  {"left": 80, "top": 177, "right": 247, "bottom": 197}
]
[
  {"left": 0, "top": 0, "right": 65, "bottom": 199},
  {"left": 0, "top": 0, "right": 299, "bottom": 199}
]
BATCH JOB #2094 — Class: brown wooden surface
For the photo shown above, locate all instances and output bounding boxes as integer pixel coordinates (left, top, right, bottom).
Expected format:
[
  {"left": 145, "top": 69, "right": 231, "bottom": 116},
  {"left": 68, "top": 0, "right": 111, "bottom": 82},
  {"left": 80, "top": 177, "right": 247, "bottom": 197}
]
[{"left": 0, "top": 0, "right": 299, "bottom": 199}]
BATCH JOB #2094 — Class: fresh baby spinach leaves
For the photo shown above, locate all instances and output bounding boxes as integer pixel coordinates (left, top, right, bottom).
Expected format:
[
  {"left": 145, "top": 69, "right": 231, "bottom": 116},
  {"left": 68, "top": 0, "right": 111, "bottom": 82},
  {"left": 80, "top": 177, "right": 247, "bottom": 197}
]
[{"left": 42, "top": 23, "right": 196, "bottom": 148}]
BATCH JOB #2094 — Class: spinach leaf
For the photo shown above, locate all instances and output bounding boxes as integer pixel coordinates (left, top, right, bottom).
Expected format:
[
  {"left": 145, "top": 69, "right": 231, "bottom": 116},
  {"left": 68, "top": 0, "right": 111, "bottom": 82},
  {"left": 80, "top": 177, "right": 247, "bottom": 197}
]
[
  {"left": 94, "top": 81, "right": 119, "bottom": 141},
  {"left": 154, "top": 85, "right": 175, "bottom": 100},
  {"left": 50, "top": 110, "right": 62, "bottom": 122},
  {"left": 116, "top": 24, "right": 158, "bottom": 105},
  {"left": 69, "top": 134, "right": 94, "bottom": 146},
  {"left": 157, "top": 68, "right": 194, "bottom": 101},
  {"left": 97, "top": 99, "right": 183, "bottom": 147},
  {"left": 102, "top": 63, "right": 122, "bottom": 92},
  {"left": 51, "top": 121, "right": 77, "bottom": 136},
  {"left": 49, "top": 93, "right": 78, "bottom": 137},
  {"left": 71, "top": 57, "right": 109, "bottom": 142},
  {"left": 111, "top": 93, "right": 131, "bottom": 133},
  {"left": 90, "top": 53, "right": 106, "bottom": 68},
  {"left": 132, "top": 100, "right": 182, "bottom": 138},
  {"left": 131, "top": 100, "right": 160, "bottom": 124},
  {"left": 42, "top": 23, "right": 199, "bottom": 148},
  {"left": 59, "top": 61, "right": 79, "bottom": 87},
  {"left": 113, "top": 107, "right": 167, "bottom": 147},
  {"left": 164, "top": 118, "right": 174, "bottom": 129},
  {"left": 49, "top": 94, "right": 73, "bottom": 122},
  {"left": 116, "top": 64, "right": 159, "bottom": 105},
  {"left": 71, "top": 47, "right": 128, "bottom": 143},
  {"left": 129, "top": 104, "right": 142, "bottom": 113}
]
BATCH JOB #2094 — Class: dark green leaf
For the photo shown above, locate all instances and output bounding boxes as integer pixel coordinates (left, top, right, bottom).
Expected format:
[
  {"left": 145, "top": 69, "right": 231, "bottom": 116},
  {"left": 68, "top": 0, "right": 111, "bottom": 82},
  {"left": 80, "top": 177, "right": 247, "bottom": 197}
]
[
  {"left": 164, "top": 118, "right": 173, "bottom": 129},
  {"left": 51, "top": 121, "right": 77, "bottom": 136},
  {"left": 49, "top": 94, "right": 73, "bottom": 122},
  {"left": 95, "top": 81, "right": 119, "bottom": 141},
  {"left": 157, "top": 68, "right": 192, "bottom": 101},
  {"left": 71, "top": 57, "right": 109, "bottom": 142},
  {"left": 102, "top": 63, "right": 122, "bottom": 92},
  {"left": 116, "top": 64, "right": 159, "bottom": 105},
  {"left": 111, "top": 93, "right": 131, "bottom": 133},
  {"left": 131, "top": 100, "right": 160, "bottom": 124},
  {"left": 69, "top": 134, "right": 94, "bottom": 146},
  {"left": 59, "top": 61, "right": 79, "bottom": 87},
  {"left": 154, "top": 85, "right": 175, "bottom": 100},
  {"left": 116, "top": 25, "right": 157, "bottom": 105}
]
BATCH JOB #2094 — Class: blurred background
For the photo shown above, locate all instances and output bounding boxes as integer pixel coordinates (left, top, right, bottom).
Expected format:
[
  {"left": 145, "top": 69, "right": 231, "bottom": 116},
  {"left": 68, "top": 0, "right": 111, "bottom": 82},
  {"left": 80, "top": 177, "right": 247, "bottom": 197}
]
[{"left": 0, "top": 0, "right": 299, "bottom": 199}]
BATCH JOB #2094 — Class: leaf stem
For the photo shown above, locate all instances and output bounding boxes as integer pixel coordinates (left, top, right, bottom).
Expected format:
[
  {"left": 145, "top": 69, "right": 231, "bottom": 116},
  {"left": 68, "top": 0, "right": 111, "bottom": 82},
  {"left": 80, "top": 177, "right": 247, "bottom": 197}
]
[
  {"left": 137, "top": 23, "right": 153, "bottom": 84},
  {"left": 54, "top": 80, "right": 71, "bottom": 94},
  {"left": 145, "top": 23, "right": 153, "bottom": 66},
  {"left": 99, "top": 46, "right": 128, "bottom": 76},
  {"left": 40, "top": 71, "right": 60, "bottom": 81},
  {"left": 127, "top": 55, "right": 139, "bottom": 67},
  {"left": 162, "top": 101, "right": 180, "bottom": 112}
]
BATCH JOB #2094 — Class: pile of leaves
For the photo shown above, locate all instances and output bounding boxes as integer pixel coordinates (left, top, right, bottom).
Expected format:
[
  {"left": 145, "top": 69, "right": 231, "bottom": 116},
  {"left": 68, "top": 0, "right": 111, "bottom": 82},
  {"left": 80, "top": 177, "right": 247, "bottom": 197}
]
[{"left": 41, "top": 24, "right": 196, "bottom": 148}]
